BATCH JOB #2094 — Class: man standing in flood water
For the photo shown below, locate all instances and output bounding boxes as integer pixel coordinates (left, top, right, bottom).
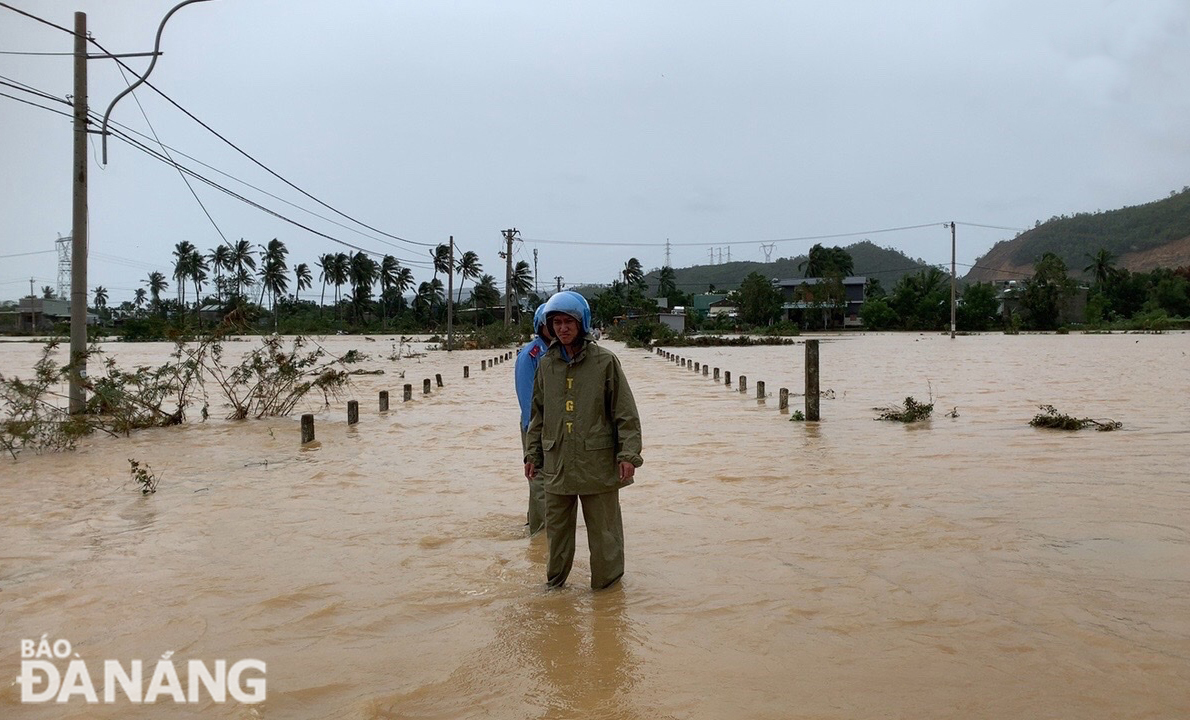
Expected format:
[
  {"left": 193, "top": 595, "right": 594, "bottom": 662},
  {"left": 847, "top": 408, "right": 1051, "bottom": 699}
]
[
  {"left": 524, "top": 291, "right": 643, "bottom": 590},
  {"left": 514, "top": 304, "right": 552, "bottom": 536}
]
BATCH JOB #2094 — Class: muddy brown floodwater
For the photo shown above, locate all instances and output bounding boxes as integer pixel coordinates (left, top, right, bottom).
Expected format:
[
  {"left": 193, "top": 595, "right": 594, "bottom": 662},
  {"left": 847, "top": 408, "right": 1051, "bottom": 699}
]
[{"left": 1, "top": 332, "right": 1188, "bottom": 719}]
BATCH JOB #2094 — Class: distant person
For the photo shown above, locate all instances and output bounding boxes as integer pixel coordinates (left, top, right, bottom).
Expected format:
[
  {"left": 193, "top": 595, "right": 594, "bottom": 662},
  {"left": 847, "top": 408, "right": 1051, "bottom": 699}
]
[
  {"left": 514, "top": 305, "right": 553, "bottom": 536},
  {"left": 524, "top": 291, "right": 643, "bottom": 590}
]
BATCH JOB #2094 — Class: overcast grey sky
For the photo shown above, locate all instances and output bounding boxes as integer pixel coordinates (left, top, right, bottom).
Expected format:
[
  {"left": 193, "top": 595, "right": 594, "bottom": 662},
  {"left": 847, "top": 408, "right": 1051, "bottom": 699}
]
[{"left": 3, "top": 0, "right": 1189, "bottom": 305}]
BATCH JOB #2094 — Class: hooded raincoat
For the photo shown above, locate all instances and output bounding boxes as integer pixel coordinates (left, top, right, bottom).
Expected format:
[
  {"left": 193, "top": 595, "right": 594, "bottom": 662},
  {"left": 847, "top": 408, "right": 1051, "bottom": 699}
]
[{"left": 524, "top": 293, "right": 643, "bottom": 496}]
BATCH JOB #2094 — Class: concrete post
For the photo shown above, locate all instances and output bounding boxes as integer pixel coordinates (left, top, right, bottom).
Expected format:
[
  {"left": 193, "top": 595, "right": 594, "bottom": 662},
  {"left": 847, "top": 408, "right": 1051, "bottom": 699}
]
[
  {"left": 739, "top": 375, "right": 747, "bottom": 393},
  {"left": 756, "top": 380, "right": 765, "bottom": 399},
  {"left": 779, "top": 388, "right": 789, "bottom": 412},
  {"left": 806, "top": 339, "right": 820, "bottom": 421},
  {"left": 301, "top": 413, "right": 315, "bottom": 443},
  {"left": 347, "top": 400, "right": 359, "bottom": 425},
  {"left": 379, "top": 390, "right": 389, "bottom": 412},
  {"left": 403, "top": 384, "right": 412, "bottom": 402},
  {"left": 423, "top": 378, "right": 432, "bottom": 394},
  {"left": 724, "top": 370, "right": 731, "bottom": 386},
  {"left": 464, "top": 366, "right": 469, "bottom": 378},
  {"left": 435, "top": 373, "right": 443, "bottom": 388}
]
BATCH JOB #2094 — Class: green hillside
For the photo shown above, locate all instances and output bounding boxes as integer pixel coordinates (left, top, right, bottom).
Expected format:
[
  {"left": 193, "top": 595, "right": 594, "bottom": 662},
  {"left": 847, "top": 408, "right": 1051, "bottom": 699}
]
[{"left": 1006, "top": 188, "right": 1190, "bottom": 269}]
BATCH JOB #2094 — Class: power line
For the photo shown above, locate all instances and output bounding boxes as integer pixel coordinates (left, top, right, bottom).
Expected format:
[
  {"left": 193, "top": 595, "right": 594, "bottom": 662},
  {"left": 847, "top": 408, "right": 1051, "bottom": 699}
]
[
  {"left": 0, "top": 89, "right": 72, "bottom": 118},
  {"left": 95, "top": 113, "right": 431, "bottom": 259},
  {"left": 87, "top": 35, "right": 437, "bottom": 250},
  {"left": 0, "top": 49, "right": 73, "bottom": 56},
  {"left": 105, "top": 125, "right": 433, "bottom": 268},
  {"left": 0, "top": 2, "right": 79, "bottom": 37},
  {"left": 0, "top": 75, "right": 69, "bottom": 105},
  {"left": 113, "top": 61, "right": 228, "bottom": 245},
  {"left": 524, "top": 222, "right": 948, "bottom": 249},
  {"left": 0, "top": 249, "right": 57, "bottom": 259}
]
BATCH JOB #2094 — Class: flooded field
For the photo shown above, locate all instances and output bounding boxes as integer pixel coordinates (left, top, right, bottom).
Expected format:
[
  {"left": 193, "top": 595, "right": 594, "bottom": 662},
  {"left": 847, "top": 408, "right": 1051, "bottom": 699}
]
[{"left": 1, "top": 332, "right": 1188, "bottom": 719}]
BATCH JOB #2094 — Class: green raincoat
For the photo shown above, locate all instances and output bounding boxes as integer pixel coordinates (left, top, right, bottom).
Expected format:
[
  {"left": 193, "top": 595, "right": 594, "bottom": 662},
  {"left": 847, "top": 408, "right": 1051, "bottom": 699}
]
[{"left": 524, "top": 339, "right": 643, "bottom": 495}]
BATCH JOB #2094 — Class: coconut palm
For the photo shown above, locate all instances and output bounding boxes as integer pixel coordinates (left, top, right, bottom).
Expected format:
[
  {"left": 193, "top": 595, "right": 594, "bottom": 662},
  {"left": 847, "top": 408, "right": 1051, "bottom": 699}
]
[
  {"left": 622, "top": 257, "right": 644, "bottom": 287},
  {"left": 172, "top": 241, "right": 196, "bottom": 306},
  {"left": 146, "top": 272, "right": 168, "bottom": 314},
  {"left": 228, "top": 239, "right": 256, "bottom": 298},
  {"left": 430, "top": 244, "right": 452, "bottom": 282},
  {"left": 471, "top": 274, "right": 500, "bottom": 325},
  {"left": 348, "top": 251, "right": 378, "bottom": 324},
  {"left": 329, "top": 252, "right": 350, "bottom": 322},
  {"left": 1084, "top": 248, "right": 1117, "bottom": 287},
  {"left": 378, "top": 255, "right": 401, "bottom": 326},
  {"left": 510, "top": 260, "right": 533, "bottom": 316},
  {"left": 315, "top": 253, "right": 335, "bottom": 316},
  {"left": 454, "top": 250, "right": 482, "bottom": 306},
  {"left": 209, "top": 244, "right": 230, "bottom": 301},
  {"left": 293, "top": 263, "right": 312, "bottom": 302},
  {"left": 257, "top": 239, "right": 289, "bottom": 308},
  {"left": 133, "top": 287, "right": 147, "bottom": 315},
  {"left": 657, "top": 266, "right": 677, "bottom": 297},
  {"left": 189, "top": 249, "right": 209, "bottom": 312},
  {"left": 41, "top": 286, "right": 55, "bottom": 299},
  {"left": 92, "top": 286, "right": 108, "bottom": 309}
]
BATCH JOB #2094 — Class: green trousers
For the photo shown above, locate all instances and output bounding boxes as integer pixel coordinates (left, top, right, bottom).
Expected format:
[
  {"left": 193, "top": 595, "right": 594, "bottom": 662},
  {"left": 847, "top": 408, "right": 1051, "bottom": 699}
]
[
  {"left": 545, "top": 489, "right": 624, "bottom": 590},
  {"left": 527, "top": 470, "right": 546, "bottom": 536}
]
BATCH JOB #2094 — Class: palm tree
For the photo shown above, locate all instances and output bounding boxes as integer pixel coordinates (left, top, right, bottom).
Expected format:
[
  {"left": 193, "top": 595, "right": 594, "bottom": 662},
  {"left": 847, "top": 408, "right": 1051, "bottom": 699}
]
[
  {"left": 657, "top": 266, "right": 677, "bottom": 297},
  {"left": 622, "top": 257, "right": 644, "bottom": 287},
  {"left": 209, "top": 244, "right": 230, "bottom": 301},
  {"left": 257, "top": 239, "right": 289, "bottom": 308},
  {"left": 172, "top": 241, "right": 196, "bottom": 307},
  {"left": 133, "top": 287, "right": 147, "bottom": 315},
  {"left": 454, "top": 250, "right": 482, "bottom": 305},
  {"left": 471, "top": 273, "right": 500, "bottom": 325},
  {"left": 189, "top": 249, "right": 209, "bottom": 313},
  {"left": 510, "top": 260, "right": 533, "bottom": 316},
  {"left": 1084, "top": 248, "right": 1117, "bottom": 287},
  {"left": 348, "top": 251, "right": 378, "bottom": 324},
  {"left": 329, "top": 252, "right": 350, "bottom": 322},
  {"left": 293, "top": 263, "right": 312, "bottom": 302},
  {"left": 430, "top": 244, "right": 451, "bottom": 282},
  {"left": 41, "top": 286, "right": 55, "bottom": 299},
  {"left": 378, "top": 255, "right": 401, "bottom": 326},
  {"left": 92, "top": 286, "right": 108, "bottom": 309},
  {"left": 228, "top": 239, "right": 256, "bottom": 298},
  {"left": 146, "top": 272, "right": 168, "bottom": 315},
  {"left": 315, "top": 253, "right": 335, "bottom": 316}
]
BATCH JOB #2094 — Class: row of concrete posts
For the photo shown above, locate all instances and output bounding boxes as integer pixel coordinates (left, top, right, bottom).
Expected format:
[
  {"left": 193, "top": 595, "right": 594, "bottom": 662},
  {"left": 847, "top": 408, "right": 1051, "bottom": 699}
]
[
  {"left": 652, "top": 339, "right": 821, "bottom": 420},
  {"left": 299, "top": 350, "right": 516, "bottom": 444}
]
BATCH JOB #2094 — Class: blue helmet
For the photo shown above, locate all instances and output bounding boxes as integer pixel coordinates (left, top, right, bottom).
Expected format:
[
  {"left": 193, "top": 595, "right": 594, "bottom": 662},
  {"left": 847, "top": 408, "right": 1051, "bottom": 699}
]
[
  {"left": 532, "top": 304, "right": 550, "bottom": 340},
  {"left": 543, "top": 290, "right": 592, "bottom": 335}
]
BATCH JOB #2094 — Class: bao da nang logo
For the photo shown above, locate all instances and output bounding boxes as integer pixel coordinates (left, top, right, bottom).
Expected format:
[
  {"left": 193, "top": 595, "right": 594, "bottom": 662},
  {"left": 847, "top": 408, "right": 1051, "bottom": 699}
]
[{"left": 16, "top": 636, "right": 266, "bottom": 704}]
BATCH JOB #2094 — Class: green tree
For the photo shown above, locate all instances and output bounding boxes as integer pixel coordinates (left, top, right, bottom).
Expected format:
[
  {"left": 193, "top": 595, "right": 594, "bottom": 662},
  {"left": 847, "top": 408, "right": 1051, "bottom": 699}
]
[
  {"left": 657, "top": 266, "right": 677, "bottom": 297},
  {"left": 228, "top": 239, "right": 256, "bottom": 298},
  {"left": 799, "top": 243, "right": 853, "bottom": 278},
  {"left": 209, "top": 244, "right": 231, "bottom": 302},
  {"left": 132, "top": 287, "right": 147, "bottom": 314},
  {"left": 430, "top": 244, "right": 451, "bottom": 283},
  {"left": 172, "top": 241, "right": 196, "bottom": 307},
  {"left": 41, "top": 286, "right": 55, "bottom": 299},
  {"left": 859, "top": 298, "right": 898, "bottom": 329},
  {"left": 957, "top": 282, "right": 1000, "bottom": 331},
  {"left": 257, "top": 239, "right": 289, "bottom": 311},
  {"left": 736, "top": 271, "right": 783, "bottom": 326},
  {"left": 890, "top": 267, "right": 949, "bottom": 330},
  {"left": 1021, "top": 252, "right": 1074, "bottom": 330},
  {"left": 470, "top": 274, "right": 499, "bottom": 325},
  {"left": 347, "top": 251, "right": 378, "bottom": 324},
  {"left": 92, "top": 286, "right": 108, "bottom": 310}
]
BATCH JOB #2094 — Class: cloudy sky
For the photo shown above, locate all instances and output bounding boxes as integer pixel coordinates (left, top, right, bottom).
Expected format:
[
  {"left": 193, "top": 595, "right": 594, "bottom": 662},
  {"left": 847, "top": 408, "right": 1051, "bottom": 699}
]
[{"left": 2, "top": 0, "right": 1189, "bottom": 305}]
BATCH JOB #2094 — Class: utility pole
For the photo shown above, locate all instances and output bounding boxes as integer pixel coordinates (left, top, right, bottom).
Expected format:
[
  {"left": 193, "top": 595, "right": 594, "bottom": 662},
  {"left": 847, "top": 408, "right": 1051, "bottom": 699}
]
[
  {"left": 502, "top": 228, "right": 518, "bottom": 326},
  {"left": 68, "top": 11, "right": 89, "bottom": 415},
  {"left": 533, "top": 248, "right": 539, "bottom": 295},
  {"left": 949, "top": 221, "right": 957, "bottom": 339},
  {"left": 665, "top": 238, "right": 671, "bottom": 267},
  {"left": 727, "top": 246, "right": 732, "bottom": 263},
  {"left": 446, "top": 236, "right": 454, "bottom": 351},
  {"left": 555, "top": 276, "right": 563, "bottom": 293}
]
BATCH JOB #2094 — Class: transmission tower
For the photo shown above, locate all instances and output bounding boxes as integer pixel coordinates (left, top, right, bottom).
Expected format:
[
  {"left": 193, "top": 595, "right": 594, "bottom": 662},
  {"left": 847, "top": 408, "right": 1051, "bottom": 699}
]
[
  {"left": 56, "top": 234, "right": 72, "bottom": 299},
  {"left": 665, "top": 239, "right": 671, "bottom": 267},
  {"left": 760, "top": 243, "right": 775, "bottom": 263}
]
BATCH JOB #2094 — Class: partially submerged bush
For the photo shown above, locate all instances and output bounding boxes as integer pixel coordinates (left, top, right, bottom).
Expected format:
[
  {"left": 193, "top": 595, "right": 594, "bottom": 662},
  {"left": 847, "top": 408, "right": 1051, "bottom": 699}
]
[
  {"left": 1030, "top": 405, "right": 1121, "bottom": 431},
  {"left": 128, "top": 458, "right": 159, "bottom": 495},
  {"left": 206, "top": 335, "right": 355, "bottom": 420},
  {"left": 875, "top": 396, "right": 934, "bottom": 423}
]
